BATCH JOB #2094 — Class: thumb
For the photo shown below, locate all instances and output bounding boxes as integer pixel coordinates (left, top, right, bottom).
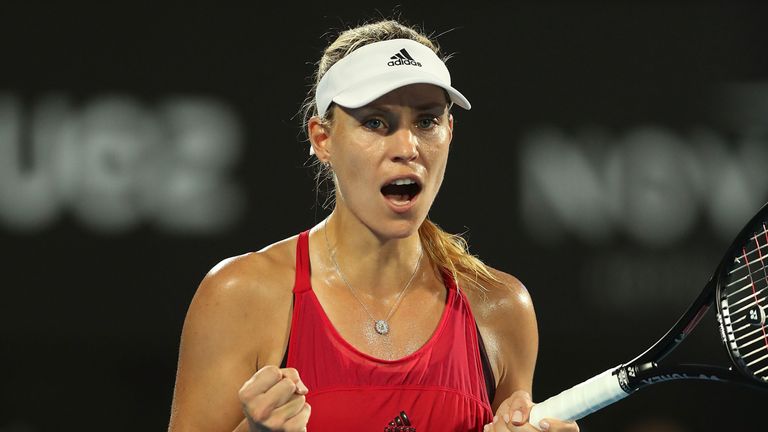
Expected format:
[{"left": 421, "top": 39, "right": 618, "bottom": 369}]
[{"left": 505, "top": 390, "right": 534, "bottom": 426}]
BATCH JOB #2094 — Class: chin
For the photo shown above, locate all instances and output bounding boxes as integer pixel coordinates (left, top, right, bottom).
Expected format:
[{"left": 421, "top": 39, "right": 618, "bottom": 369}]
[{"left": 376, "top": 216, "right": 425, "bottom": 240}]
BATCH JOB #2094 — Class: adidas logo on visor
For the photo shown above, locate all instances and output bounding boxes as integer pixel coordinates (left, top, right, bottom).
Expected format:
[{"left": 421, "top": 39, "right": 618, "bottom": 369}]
[{"left": 387, "top": 48, "right": 422, "bottom": 67}]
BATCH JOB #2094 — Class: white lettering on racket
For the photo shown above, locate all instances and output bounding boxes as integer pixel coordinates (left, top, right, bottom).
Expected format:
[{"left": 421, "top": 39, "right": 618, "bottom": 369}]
[{"left": 640, "top": 373, "right": 722, "bottom": 385}]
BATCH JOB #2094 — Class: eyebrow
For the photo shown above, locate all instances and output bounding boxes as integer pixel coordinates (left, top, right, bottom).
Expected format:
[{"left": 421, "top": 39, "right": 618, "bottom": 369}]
[
  {"left": 414, "top": 102, "right": 448, "bottom": 111},
  {"left": 361, "top": 102, "right": 448, "bottom": 113}
]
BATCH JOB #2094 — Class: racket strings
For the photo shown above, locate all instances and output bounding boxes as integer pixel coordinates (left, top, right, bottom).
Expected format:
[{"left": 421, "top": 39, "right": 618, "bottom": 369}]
[
  {"left": 729, "top": 288, "right": 768, "bottom": 313},
  {"left": 723, "top": 222, "right": 768, "bottom": 380},
  {"left": 753, "top": 224, "right": 768, "bottom": 293},
  {"left": 734, "top": 325, "right": 767, "bottom": 342},
  {"left": 727, "top": 226, "right": 768, "bottom": 277}
]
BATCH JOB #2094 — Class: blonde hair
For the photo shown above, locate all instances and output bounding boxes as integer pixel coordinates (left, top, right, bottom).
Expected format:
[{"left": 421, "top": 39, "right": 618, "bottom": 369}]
[{"left": 301, "top": 19, "right": 499, "bottom": 293}]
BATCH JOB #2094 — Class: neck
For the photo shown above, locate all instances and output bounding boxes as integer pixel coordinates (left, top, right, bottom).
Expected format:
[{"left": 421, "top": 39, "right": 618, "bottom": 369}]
[{"left": 322, "top": 209, "right": 424, "bottom": 298}]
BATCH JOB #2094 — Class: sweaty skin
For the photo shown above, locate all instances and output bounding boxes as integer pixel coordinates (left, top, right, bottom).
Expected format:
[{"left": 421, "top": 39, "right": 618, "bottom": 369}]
[
  {"left": 168, "top": 234, "right": 541, "bottom": 431},
  {"left": 168, "top": 84, "right": 578, "bottom": 432}
]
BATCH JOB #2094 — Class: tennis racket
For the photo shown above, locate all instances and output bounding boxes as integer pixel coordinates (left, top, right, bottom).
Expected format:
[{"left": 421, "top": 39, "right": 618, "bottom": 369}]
[{"left": 528, "top": 201, "right": 768, "bottom": 429}]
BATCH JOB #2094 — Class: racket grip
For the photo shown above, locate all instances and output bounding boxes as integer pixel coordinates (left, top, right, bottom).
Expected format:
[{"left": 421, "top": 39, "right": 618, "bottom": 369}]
[{"left": 528, "top": 366, "right": 630, "bottom": 429}]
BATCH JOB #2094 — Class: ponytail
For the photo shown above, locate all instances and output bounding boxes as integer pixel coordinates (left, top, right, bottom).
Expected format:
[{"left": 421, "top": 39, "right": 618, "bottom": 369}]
[{"left": 418, "top": 218, "right": 499, "bottom": 294}]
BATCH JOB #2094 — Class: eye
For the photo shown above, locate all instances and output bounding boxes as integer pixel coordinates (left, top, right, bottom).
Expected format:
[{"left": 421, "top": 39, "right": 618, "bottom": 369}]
[
  {"left": 416, "top": 117, "right": 439, "bottom": 129},
  {"left": 363, "top": 118, "right": 385, "bottom": 130}
]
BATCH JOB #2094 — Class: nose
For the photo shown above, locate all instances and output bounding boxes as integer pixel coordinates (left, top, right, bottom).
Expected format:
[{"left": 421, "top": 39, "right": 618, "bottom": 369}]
[{"left": 389, "top": 127, "right": 419, "bottom": 163}]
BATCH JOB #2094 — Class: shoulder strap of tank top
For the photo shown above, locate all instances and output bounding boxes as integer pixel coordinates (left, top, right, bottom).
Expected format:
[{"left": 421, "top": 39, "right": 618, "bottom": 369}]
[{"left": 293, "top": 230, "right": 312, "bottom": 293}]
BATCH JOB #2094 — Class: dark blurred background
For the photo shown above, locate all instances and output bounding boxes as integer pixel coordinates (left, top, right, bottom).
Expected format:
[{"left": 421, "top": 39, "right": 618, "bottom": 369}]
[{"left": 1, "top": 2, "right": 767, "bottom": 431}]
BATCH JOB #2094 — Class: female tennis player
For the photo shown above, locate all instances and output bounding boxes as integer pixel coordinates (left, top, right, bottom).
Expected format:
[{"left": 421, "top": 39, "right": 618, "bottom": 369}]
[{"left": 168, "top": 19, "right": 579, "bottom": 432}]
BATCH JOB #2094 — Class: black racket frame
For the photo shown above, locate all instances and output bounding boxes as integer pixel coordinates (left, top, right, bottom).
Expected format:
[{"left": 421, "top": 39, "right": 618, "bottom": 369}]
[{"left": 610, "top": 203, "right": 768, "bottom": 394}]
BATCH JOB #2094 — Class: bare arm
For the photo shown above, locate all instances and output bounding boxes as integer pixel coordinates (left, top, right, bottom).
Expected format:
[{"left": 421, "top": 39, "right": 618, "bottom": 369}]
[
  {"left": 469, "top": 270, "right": 539, "bottom": 411},
  {"left": 472, "top": 270, "right": 578, "bottom": 431},
  {"left": 168, "top": 252, "right": 295, "bottom": 432}
]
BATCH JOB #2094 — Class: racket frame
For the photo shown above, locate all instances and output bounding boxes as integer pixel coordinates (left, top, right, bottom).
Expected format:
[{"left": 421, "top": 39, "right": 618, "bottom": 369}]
[
  {"left": 616, "top": 204, "right": 768, "bottom": 393},
  {"left": 530, "top": 203, "right": 768, "bottom": 428}
]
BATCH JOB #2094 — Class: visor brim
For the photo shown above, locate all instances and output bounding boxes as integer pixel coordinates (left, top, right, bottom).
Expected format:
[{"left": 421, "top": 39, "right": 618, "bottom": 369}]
[{"left": 332, "top": 73, "right": 471, "bottom": 112}]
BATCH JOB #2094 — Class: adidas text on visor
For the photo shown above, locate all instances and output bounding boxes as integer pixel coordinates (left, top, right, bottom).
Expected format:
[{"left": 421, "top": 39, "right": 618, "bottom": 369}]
[{"left": 315, "top": 38, "right": 471, "bottom": 118}]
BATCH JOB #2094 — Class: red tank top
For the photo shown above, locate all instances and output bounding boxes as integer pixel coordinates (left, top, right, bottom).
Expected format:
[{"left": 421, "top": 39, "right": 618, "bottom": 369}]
[{"left": 286, "top": 231, "right": 494, "bottom": 431}]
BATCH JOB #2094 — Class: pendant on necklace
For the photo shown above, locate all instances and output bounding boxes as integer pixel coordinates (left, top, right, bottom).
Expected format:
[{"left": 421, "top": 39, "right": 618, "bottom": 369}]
[{"left": 374, "top": 320, "right": 390, "bottom": 335}]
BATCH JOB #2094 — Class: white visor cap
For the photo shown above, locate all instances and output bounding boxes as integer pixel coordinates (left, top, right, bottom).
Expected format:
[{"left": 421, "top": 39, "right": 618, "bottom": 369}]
[{"left": 315, "top": 38, "right": 471, "bottom": 119}]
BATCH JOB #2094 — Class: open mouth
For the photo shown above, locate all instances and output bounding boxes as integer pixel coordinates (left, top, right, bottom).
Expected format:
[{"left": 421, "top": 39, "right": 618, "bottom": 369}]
[{"left": 380, "top": 178, "right": 422, "bottom": 204}]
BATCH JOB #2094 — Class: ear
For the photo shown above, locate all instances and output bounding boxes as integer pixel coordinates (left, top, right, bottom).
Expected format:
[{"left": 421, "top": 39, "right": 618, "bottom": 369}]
[
  {"left": 447, "top": 112, "right": 454, "bottom": 140},
  {"left": 308, "top": 116, "right": 332, "bottom": 162}
]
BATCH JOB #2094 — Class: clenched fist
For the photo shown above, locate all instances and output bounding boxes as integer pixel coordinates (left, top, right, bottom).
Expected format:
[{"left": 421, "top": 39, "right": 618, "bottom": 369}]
[{"left": 239, "top": 366, "right": 311, "bottom": 432}]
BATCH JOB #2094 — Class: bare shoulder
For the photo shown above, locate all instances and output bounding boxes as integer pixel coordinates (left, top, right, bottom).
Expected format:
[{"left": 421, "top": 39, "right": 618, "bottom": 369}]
[
  {"left": 462, "top": 267, "right": 535, "bottom": 327},
  {"left": 197, "top": 235, "right": 298, "bottom": 302},
  {"left": 183, "top": 235, "right": 300, "bottom": 367}
]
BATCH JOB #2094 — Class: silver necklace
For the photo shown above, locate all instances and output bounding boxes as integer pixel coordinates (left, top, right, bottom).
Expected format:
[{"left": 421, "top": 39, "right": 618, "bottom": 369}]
[{"left": 324, "top": 219, "right": 423, "bottom": 335}]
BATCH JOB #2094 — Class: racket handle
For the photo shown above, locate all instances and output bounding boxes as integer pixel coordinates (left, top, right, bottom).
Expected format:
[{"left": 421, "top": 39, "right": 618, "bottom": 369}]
[{"left": 528, "top": 366, "right": 630, "bottom": 429}]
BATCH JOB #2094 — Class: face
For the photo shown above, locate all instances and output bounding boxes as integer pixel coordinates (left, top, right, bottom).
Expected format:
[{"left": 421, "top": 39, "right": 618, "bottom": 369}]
[{"left": 310, "top": 83, "right": 454, "bottom": 238}]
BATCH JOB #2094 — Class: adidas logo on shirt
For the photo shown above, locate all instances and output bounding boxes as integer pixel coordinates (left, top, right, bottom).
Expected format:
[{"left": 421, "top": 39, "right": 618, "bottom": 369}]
[
  {"left": 387, "top": 48, "right": 422, "bottom": 67},
  {"left": 384, "top": 411, "right": 416, "bottom": 432}
]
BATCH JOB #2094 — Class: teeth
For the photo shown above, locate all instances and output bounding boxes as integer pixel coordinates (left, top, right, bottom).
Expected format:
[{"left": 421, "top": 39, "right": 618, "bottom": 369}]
[{"left": 390, "top": 178, "right": 416, "bottom": 186}]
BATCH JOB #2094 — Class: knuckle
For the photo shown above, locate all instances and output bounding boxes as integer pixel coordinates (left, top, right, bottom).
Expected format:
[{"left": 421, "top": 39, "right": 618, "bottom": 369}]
[
  {"left": 247, "top": 396, "right": 273, "bottom": 422},
  {"left": 497, "top": 399, "right": 510, "bottom": 411},
  {"left": 280, "top": 377, "right": 298, "bottom": 392},
  {"left": 261, "top": 365, "right": 282, "bottom": 379},
  {"left": 283, "top": 405, "right": 311, "bottom": 431},
  {"left": 512, "top": 389, "right": 532, "bottom": 399},
  {"left": 237, "top": 386, "right": 248, "bottom": 402},
  {"left": 282, "top": 367, "right": 299, "bottom": 377},
  {"left": 275, "top": 411, "right": 290, "bottom": 424},
  {"left": 238, "top": 381, "right": 257, "bottom": 403},
  {"left": 238, "top": 376, "right": 258, "bottom": 399},
  {"left": 243, "top": 404, "right": 262, "bottom": 422}
]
